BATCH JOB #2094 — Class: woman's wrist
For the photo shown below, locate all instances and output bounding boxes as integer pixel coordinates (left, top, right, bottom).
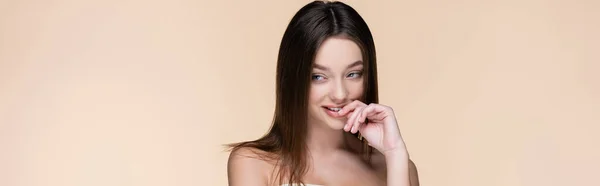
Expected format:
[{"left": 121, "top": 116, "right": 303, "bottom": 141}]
[
  {"left": 381, "top": 140, "right": 409, "bottom": 160},
  {"left": 383, "top": 147, "right": 409, "bottom": 161}
]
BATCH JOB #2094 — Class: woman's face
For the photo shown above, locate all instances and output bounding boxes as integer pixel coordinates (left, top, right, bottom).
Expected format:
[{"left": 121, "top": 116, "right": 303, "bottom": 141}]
[{"left": 308, "top": 37, "right": 364, "bottom": 130}]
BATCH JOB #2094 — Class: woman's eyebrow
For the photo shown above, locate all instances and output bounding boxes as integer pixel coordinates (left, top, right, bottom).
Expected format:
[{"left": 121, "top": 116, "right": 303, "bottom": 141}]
[
  {"left": 312, "top": 60, "right": 363, "bottom": 71},
  {"left": 346, "top": 60, "right": 363, "bottom": 69},
  {"left": 313, "top": 64, "right": 329, "bottom": 71}
]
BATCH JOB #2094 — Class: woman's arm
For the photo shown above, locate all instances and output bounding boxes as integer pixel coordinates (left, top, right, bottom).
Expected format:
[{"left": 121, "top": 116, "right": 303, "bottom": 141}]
[
  {"left": 384, "top": 150, "right": 411, "bottom": 186},
  {"left": 227, "top": 147, "right": 270, "bottom": 186},
  {"left": 383, "top": 152, "right": 420, "bottom": 186},
  {"left": 338, "top": 101, "right": 419, "bottom": 186}
]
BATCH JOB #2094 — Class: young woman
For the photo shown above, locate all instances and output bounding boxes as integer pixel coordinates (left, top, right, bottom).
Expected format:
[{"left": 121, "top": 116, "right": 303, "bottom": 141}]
[{"left": 227, "top": 1, "right": 419, "bottom": 185}]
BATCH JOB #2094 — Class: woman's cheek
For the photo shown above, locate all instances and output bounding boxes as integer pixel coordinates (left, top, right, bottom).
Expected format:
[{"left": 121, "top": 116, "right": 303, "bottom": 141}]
[
  {"left": 310, "top": 83, "right": 328, "bottom": 101},
  {"left": 347, "top": 81, "right": 364, "bottom": 99}
]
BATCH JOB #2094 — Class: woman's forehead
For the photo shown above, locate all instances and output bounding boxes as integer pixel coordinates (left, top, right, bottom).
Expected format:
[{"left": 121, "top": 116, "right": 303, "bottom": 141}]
[{"left": 313, "top": 37, "right": 363, "bottom": 70}]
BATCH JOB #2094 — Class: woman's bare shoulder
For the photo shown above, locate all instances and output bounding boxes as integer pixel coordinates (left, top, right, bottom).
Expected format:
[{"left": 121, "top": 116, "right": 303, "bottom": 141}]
[
  {"left": 227, "top": 147, "right": 278, "bottom": 185},
  {"left": 228, "top": 147, "right": 278, "bottom": 171}
]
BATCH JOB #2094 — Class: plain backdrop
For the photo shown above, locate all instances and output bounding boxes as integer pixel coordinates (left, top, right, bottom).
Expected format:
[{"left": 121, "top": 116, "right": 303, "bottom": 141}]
[{"left": 1, "top": 0, "right": 599, "bottom": 185}]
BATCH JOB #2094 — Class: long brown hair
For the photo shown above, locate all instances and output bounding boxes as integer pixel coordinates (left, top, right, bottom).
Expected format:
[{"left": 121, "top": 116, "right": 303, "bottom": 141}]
[{"left": 228, "top": 1, "right": 378, "bottom": 185}]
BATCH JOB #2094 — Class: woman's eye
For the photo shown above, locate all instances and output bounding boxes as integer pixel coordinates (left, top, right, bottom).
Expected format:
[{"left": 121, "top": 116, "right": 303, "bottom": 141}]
[
  {"left": 347, "top": 71, "right": 363, "bottom": 78},
  {"left": 311, "top": 74, "right": 325, "bottom": 81}
]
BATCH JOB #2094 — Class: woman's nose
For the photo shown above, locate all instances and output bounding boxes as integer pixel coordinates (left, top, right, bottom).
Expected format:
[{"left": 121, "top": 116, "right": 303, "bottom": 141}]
[{"left": 330, "top": 80, "right": 349, "bottom": 103}]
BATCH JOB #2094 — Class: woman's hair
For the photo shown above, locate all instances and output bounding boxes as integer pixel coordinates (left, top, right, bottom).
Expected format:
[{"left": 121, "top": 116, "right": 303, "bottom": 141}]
[{"left": 228, "top": 1, "right": 378, "bottom": 185}]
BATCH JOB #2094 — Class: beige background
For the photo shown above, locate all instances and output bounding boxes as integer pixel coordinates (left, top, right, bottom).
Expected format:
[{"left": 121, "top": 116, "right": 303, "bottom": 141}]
[{"left": 1, "top": 0, "right": 599, "bottom": 185}]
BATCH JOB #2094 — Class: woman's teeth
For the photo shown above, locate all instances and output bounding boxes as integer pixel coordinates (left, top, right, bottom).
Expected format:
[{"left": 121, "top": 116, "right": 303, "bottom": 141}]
[{"left": 327, "top": 107, "right": 341, "bottom": 112}]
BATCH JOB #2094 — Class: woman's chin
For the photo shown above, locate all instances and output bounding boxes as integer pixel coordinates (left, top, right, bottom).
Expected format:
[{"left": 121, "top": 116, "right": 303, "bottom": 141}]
[{"left": 326, "top": 120, "right": 346, "bottom": 130}]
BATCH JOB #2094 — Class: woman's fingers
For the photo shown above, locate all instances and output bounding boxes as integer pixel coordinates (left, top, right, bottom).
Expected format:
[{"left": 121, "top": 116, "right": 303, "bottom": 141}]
[
  {"left": 341, "top": 100, "right": 366, "bottom": 132},
  {"left": 338, "top": 100, "right": 366, "bottom": 116},
  {"left": 349, "top": 107, "right": 365, "bottom": 133},
  {"left": 344, "top": 110, "right": 355, "bottom": 131},
  {"left": 345, "top": 106, "right": 363, "bottom": 131},
  {"left": 354, "top": 109, "right": 364, "bottom": 133},
  {"left": 359, "top": 103, "right": 390, "bottom": 123},
  {"left": 339, "top": 100, "right": 395, "bottom": 134}
]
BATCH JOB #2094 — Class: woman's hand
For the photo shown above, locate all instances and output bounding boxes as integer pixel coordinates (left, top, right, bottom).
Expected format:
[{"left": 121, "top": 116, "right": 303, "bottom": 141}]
[{"left": 337, "top": 100, "right": 408, "bottom": 157}]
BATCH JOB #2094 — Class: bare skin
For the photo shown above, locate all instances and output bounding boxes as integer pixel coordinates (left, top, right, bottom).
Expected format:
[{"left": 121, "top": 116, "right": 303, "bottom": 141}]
[{"left": 228, "top": 37, "right": 420, "bottom": 186}]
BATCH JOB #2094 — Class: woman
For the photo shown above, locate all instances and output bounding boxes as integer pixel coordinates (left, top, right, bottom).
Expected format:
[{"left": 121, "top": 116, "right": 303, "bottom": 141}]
[{"left": 227, "top": 1, "right": 419, "bottom": 185}]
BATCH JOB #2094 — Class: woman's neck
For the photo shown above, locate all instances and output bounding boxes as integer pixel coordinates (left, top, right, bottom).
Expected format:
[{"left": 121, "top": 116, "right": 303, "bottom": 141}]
[{"left": 305, "top": 121, "right": 352, "bottom": 155}]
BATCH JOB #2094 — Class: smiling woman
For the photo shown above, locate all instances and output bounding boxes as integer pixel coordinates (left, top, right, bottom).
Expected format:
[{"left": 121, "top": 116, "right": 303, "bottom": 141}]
[
  {"left": 226, "top": 1, "right": 419, "bottom": 186},
  {"left": 309, "top": 37, "right": 366, "bottom": 130}
]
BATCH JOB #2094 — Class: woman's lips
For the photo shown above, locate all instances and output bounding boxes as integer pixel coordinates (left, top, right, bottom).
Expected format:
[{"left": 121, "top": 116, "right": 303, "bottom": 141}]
[{"left": 323, "top": 106, "right": 344, "bottom": 118}]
